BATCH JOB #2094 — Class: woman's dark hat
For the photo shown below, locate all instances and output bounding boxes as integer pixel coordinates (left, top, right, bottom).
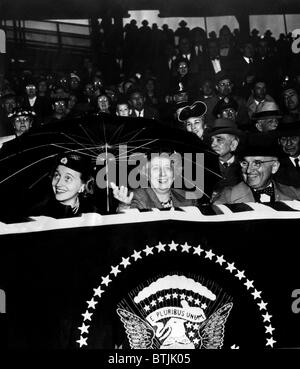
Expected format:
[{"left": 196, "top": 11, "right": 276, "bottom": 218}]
[
  {"left": 56, "top": 153, "right": 92, "bottom": 177},
  {"left": 237, "top": 133, "right": 282, "bottom": 158},
  {"left": 8, "top": 107, "right": 36, "bottom": 119},
  {"left": 177, "top": 101, "right": 207, "bottom": 122},
  {"left": 206, "top": 118, "right": 242, "bottom": 137}
]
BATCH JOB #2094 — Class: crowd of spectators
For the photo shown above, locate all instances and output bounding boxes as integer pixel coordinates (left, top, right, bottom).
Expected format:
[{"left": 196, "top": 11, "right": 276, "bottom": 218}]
[{"left": 1, "top": 19, "right": 300, "bottom": 216}]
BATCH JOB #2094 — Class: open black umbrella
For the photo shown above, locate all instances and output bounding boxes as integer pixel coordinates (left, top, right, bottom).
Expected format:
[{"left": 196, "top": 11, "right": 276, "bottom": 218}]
[{"left": 0, "top": 112, "right": 221, "bottom": 220}]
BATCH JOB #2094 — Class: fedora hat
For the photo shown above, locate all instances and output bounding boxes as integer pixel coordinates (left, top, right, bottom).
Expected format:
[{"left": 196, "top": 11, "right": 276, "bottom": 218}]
[
  {"left": 177, "top": 101, "right": 207, "bottom": 122},
  {"left": 275, "top": 116, "right": 300, "bottom": 138},
  {"left": 237, "top": 133, "right": 282, "bottom": 158},
  {"left": 206, "top": 118, "right": 242, "bottom": 137},
  {"left": 252, "top": 101, "right": 282, "bottom": 121}
]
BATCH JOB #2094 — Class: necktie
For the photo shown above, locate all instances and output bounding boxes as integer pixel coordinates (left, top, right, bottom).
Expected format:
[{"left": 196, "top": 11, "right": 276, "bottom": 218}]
[
  {"left": 253, "top": 186, "right": 274, "bottom": 202},
  {"left": 223, "top": 162, "right": 229, "bottom": 168}
]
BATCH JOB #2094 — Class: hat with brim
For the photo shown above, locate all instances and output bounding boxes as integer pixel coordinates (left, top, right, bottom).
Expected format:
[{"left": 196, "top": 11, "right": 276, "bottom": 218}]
[
  {"left": 178, "top": 101, "right": 207, "bottom": 122},
  {"left": 206, "top": 118, "right": 242, "bottom": 137},
  {"left": 237, "top": 133, "right": 282, "bottom": 158},
  {"left": 275, "top": 119, "right": 300, "bottom": 138},
  {"left": 252, "top": 110, "right": 282, "bottom": 120},
  {"left": 251, "top": 101, "right": 282, "bottom": 121},
  {"left": 8, "top": 108, "right": 36, "bottom": 120}
]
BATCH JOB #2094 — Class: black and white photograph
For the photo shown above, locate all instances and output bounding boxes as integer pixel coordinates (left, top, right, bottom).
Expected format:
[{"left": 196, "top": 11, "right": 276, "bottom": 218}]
[{"left": 0, "top": 0, "right": 300, "bottom": 361}]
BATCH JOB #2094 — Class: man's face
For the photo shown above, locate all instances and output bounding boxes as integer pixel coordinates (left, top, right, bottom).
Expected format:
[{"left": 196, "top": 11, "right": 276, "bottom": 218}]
[
  {"left": 201, "top": 80, "right": 214, "bottom": 96},
  {"left": 217, "top": 79, "right": 233, "bottom": 97},
  {"left": 173, "top": 92, "right": 188, "bottom": 104},
  {"left": 179, "top": 38, "right": 191, "bottom": 54},
  {"left": 97, "top": 95, "right": 110, "bottom": 112},
  {"left": 13, "top": 115, "right": 32, "bottom": 136},
  {"left": 208, "top": 42, "right": 219, "bottom": 59},
  {"left": 241, "top": 156, "right": 279, "bottom": 189},
  {"left": 211, "top": 134, "right": 238, "bottom": 159},
  {"left": 26, "top": 85, "right": 37, "bottom": 98},
  {"left": 84, "top": 84, "right": 94, "bottom": 97},
  {"left": 185, "top": 117, "right": 205, "bottom": 138},
  {"left": 258, "top": 40, "right": 268, "bottom": 57},
  {"left": 149, "top": 156, "right": 174, "bottom": 194},
  {"left": 177, "top": 61, "right": 188, "bottom": 77},
  {"left": 130, "top": 92, "right": 145, "bottom": 111},
  {"left": 253, "top": 82, "right": 267, "bottom": 101},
  {"left": 116, "top": 103, "right": 130, "bottom": 117},
  {"left": 53, "top": 100, "right": 67, "bottom": 114},
  {"left": 243, "top": 43, "right": 254, "bottom": 58},
  {"left": 279, "top": 136, "right": 300, "bottom": 157},
  {"left": 70, "top": 78, "right": 79, "bottom": 90},
  {"left": 3, "top": 97, "right": 17, "bottom": 114},
  {"left": 283, "top": 89, "right": 299, "bottom": 111},
  {"left": 52, "top": 165, "right": 84, "bottom": 207},
  {"left": 221, "top": 108, "right": 237, "bottom": 121},
  {"left": 256, "top": 118, "right": 279, "bottom": 132}
]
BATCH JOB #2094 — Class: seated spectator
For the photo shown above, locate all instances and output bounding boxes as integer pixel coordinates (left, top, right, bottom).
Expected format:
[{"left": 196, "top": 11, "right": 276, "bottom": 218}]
[
  {"left": 247, "top": 80, "right": 275, "bottom": 118},
  {"left": 29, "top": 152, "right": 97, "bottom": 218},
  {"left": 212, "top": 96, "right": 239, "bottom": 122},
  {"left": 0, "top": 93, "right": 18, "bottom": 137},
  {"left": 115, "top": 98, "right": 131, "bottom": 117},
  {"left": 197, "top": 78, "right": 218, "bottom": 127},
  {"left": 177, "top": 100, "right": 207, "bottom": 139},
  {"left": 21, "top": 82, "right": 52, "bottom": 125},
  {"left": 213, "top": 138, "right": 300, "bottom": 204},
  {"left": 170, "top": 58, "right": 198, "bottom": 100},
  {"left": 206, "top": 118, "right": 243, "bottom": 196},
  {"left": 214, "top": 71, "right": 249, "bottom": 127},
  {"left": 96, "top": 93, "right": 112, "bottom": 114},
  {"left": 274, "top": 117, "right": 300, "bottom": 187},
  {"left": 281, "top": 83, "right": 300, "bottom": 120},
  {"left": 8, "top": 107, "right": 36, "bottom": 137},
  {"left": 128, "top": 87, "right": 159, "bottom": 119},
  {"left": 143, "top": 77, "right": 159, "bottom": 107},
  {"left": 43, "top": 97, "right": 69, "bottom": 125},
  {"left": 251, "top": 101, "right": 282, "bottom": 132},
  {"left": 111, "top": 152, "right": 198, "bottom": 211}
]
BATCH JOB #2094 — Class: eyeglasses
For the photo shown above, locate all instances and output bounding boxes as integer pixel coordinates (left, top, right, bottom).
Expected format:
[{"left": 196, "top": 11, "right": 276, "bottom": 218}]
[
  {"left": 218, "top": 82, "right": 232, "bottom": 87},
  {"left": 240, "top": 159, "right": 276, "bottom": 169},
  {"left": 279, "top": 136, "right": 299, "bottom": 144}
]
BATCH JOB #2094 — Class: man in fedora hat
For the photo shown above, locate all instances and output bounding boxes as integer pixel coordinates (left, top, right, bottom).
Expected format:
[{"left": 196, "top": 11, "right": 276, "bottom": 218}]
[
  {"left": 213, "top": 136, "right": 300, "bottom": 204},
  {"left": 206, "top": 118, "right": 243, "bottom": 195},
  {"left": 251, "top": 101, "right": 282, "bottom": 132},
  {"left": 177, "top": 100, "right": 207, "bottom": 139},
  {"left": 274, "top": 117, "right": 300, "bottom": 187},
  {"left": 213, "top": 71, "right": 249, "bottom": 127}
]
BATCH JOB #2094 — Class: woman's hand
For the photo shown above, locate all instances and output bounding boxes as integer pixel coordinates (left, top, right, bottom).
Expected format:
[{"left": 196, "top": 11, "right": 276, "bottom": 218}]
[{"left": 110, "top": 182, "right": 134, "bottom": 205}]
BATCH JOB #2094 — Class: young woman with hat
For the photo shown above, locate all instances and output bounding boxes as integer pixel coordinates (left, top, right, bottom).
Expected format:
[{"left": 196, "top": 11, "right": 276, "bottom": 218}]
[
  {"left": 29, "top": 153, "right": 97, "bottom": 218},
  {"left": 177, "top": 100, "right": 207, "bottom": 139}
]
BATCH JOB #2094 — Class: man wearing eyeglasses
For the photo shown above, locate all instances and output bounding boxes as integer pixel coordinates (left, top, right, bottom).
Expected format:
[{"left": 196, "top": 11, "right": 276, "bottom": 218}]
[
  {"left": 213, "top": 139, "right": 300, "bottom": 204},
  {"left": 274, "top": 117, "right": 300, "bottom": 187}
]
